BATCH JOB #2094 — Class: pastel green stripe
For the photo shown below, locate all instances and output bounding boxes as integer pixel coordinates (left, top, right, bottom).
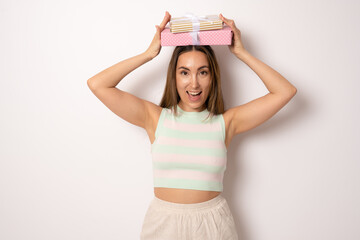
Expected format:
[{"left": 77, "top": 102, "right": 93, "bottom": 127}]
[
  {"left": 154, "top": 178, "right": 223, "bottom": 191},
  {"left": 154, "top": 108, "right": 167, "bottom": 139},
  {"left": 165, "top": 114, "right": 220, "bottom": 124},
  {"left": 160, "top": 127, "right": 220, "bottom": 140},
  {"left": 153, "top": 161, "right": 226, "bottom": 173},
  {"left": 152, "top": 144, "right": 226, "bottom": 158},
  {"left": 219, "top": 115, "right": 226, "bottom": 141}
]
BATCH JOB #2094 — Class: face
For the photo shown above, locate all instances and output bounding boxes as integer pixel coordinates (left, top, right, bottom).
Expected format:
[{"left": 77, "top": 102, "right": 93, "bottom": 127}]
[{"left": 176, "top": 50, "right": 211, "bottom": 112}]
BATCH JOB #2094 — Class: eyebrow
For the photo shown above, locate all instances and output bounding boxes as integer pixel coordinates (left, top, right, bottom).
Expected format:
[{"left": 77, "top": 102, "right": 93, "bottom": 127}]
[{"left": 178, "top": 66, "right": 209, "bottom": 71}]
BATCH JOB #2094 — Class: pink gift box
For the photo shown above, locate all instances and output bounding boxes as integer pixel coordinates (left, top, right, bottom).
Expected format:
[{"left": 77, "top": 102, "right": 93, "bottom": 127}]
[{"left": 161, "top": 25, "right": 233, "bottom": 46}]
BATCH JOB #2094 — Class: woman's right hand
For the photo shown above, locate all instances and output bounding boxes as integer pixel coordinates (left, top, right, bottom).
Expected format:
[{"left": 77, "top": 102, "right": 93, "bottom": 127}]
[{"left": 144, "top": 11, "right": 171, "bottom": 60}]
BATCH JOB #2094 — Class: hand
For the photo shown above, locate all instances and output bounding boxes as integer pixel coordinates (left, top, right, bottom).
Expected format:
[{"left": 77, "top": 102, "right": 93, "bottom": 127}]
[
  {"left": 219, "top": 14, "right": 247, "bottom": 58},
  {"left": 144, "top": 11, "right": 171, "bottom": 59}
]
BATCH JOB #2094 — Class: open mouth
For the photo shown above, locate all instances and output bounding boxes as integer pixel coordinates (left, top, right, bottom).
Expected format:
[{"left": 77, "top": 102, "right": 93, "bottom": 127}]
[
  {"left": 186, "top": 91, "right": 202, "bottom": 96},
  {"left": 186, "top": 91, "right": 202, "bottom": 101}
]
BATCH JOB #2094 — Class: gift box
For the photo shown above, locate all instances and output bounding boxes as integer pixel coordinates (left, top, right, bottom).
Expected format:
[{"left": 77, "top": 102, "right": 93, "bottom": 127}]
[
  {"left": 170, "top": 14, "right": 223, "bottom": 33},
  {"left": 161, "top": 25, "right": 233, "bottom": 46}
]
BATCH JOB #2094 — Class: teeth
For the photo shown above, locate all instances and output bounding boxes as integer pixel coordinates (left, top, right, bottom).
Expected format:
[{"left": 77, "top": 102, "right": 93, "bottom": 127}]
[{"left": 188, "top": 91, "right": 201, "bottom": 96}]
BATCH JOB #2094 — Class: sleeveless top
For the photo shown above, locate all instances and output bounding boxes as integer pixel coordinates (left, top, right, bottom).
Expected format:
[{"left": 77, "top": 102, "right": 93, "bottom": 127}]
[{"left": 151, "top": 104, "right": 228, "bottom": 192}]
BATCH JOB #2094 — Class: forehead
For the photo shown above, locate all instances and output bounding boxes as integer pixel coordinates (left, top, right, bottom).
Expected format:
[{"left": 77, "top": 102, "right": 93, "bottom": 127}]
[{"left": 177, "top": 51, "right": 209, "bottom": 68}]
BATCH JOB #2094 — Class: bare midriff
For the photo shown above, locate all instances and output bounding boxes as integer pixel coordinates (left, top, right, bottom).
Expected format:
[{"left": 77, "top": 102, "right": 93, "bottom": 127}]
[{"left": 154, "top": 187, "right": 221, "bottom": 204}]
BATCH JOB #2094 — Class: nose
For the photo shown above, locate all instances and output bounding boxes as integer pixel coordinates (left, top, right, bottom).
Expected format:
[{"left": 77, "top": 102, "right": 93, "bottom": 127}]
[{"left": 190, "top": 73, "right": 200, "bottom": 88}]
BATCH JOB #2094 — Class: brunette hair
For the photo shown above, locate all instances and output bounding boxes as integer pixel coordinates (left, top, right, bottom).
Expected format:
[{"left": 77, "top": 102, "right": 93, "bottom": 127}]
[{"left": 159, "top": 45, "right": 225, "bottom": 120}]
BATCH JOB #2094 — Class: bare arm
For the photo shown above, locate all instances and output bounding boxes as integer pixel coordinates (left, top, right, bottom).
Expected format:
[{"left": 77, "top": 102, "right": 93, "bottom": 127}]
[
  {"left": 87, "top": 52, "right": 153, "bottom": 90},
  {"left": 87, "top": 12, "right": 171, "bottom": 129},
  {"left": 220, "top": 14, "right": 297, "bottom": 135},
  {"left": 237, "top": 51, "right": 297, "bottom": 97}
]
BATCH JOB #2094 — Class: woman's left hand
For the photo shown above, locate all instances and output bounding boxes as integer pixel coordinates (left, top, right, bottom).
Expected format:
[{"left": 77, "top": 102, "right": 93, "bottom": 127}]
[{"left": 219, "top": 14, "right": 247, "bottom": 58}]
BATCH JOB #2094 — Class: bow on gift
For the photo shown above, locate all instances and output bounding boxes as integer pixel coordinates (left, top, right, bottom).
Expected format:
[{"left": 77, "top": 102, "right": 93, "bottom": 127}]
[{"left": 170, "top": 13, "right": 209, "bottom": 45}]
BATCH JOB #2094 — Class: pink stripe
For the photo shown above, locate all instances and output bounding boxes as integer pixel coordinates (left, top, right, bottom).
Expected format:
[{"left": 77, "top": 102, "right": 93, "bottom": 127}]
[
  {"left": 156, "top": 136, "right": 224, "bottom": 149},
  {"left": 163, "top": 118, "right": 221, "bottom": 132},
  {"left": 154, "top": 169, "right": 223, "bottom": 182},
  {"left": 152, "top": 152, "right": 226, "bottom": 166}
]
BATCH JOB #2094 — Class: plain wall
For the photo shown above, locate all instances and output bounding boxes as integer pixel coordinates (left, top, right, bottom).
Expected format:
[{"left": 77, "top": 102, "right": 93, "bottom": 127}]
[{"left": 1, "top": 0, "right": 359, "bottom": 239}]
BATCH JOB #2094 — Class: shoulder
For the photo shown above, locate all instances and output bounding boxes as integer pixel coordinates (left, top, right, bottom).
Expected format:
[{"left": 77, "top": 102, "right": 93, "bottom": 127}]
[
  {"left": 142, "top": 101, "right": 164, "bottom": 144},
  {"left": 220, "top": 108, "right": 237, "bottom": 148},
  {"left": 144, "top": 101, "right": 163, "bottom": 125},
  {"left": 221, "top": 108, "right": 235, "bottom": 129}
]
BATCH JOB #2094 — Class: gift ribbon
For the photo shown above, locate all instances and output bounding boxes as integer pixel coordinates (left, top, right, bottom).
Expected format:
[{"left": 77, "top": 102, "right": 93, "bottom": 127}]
[
  {"left": 171, "top": 13, "right": 209, "bottom": 45},
  {"left": 189, "top": 31, "right": 199, "bottom": 45}
]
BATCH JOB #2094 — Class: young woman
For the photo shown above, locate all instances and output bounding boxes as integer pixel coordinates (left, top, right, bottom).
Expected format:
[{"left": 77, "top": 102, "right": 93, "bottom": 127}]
[{"left": 87, "top": 11, "right": 297, "bottom": 240}]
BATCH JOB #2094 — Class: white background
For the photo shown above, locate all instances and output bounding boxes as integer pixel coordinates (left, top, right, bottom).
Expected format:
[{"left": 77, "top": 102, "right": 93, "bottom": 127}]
[{"left": 1, "top": 0, "right": 359, "bottom": 239}]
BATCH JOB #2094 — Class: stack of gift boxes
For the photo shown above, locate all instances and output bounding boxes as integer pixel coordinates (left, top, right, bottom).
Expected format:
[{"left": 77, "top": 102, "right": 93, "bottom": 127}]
[{"left": 161, "top": 14, "right": 233, "bottom": 46}]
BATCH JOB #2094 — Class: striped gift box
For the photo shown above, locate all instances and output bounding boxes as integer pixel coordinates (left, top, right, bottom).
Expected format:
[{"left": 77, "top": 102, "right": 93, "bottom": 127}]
[{"left": 170, "top": 14, "right": 223, "bottom": 33}]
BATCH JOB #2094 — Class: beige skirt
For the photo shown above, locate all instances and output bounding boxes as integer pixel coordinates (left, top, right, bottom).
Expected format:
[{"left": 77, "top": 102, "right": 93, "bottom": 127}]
[{"left": 140, "top": 194, "right": 238, "bottom": 240}]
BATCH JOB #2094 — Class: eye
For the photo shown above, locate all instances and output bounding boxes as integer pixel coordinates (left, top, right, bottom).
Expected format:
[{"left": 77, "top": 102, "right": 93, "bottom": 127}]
[
  {"left": 180, "top": 71, "right": 189, "bottom": 76},
  {"left": 199, "top": 70, "right": 208, "bottom": 76}
]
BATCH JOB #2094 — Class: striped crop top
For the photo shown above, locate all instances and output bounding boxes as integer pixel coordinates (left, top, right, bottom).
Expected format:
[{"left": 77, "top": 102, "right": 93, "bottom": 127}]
[{"left": 151, "top": 104, "right": 228, "bottom": 192}]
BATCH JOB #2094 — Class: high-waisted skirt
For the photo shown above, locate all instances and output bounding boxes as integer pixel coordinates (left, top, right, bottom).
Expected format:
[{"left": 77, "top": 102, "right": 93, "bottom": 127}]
[{"left": 140, "top": 194, "right": 238, "bottom": 240}]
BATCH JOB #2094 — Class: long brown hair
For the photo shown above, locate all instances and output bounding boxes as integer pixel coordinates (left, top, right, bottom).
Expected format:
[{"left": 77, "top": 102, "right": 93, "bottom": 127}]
[{"left": 159, "top": 45, "right": 225, "bottom": 120}]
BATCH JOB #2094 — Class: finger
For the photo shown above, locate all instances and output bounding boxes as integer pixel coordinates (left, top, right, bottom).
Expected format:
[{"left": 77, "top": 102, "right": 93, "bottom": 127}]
[
  {"left": 219, "top": 13, "right": 236, "bottom": 28},
  {"left": 159, "top": 11, "right": 171, "bottom": 29},
  {"left": 220, "top": 14, "right": 240, "bottom": 38},
  {"left": 154, "top": 25, "right": 161, "bottom": 39},
  {"left": 155, "top": 25, "right": 160, "bottom": 33}
]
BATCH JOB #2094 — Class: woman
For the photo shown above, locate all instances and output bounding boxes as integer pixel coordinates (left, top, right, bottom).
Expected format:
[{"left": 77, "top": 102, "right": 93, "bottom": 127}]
[{"left": 87, "top": 11, "right": 296, "bottom": 240}]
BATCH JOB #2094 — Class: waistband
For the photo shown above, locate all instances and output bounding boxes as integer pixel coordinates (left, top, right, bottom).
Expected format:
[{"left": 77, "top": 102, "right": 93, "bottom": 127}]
[{"left": 151, "top": 194, "right": 226, "bottom": 213}]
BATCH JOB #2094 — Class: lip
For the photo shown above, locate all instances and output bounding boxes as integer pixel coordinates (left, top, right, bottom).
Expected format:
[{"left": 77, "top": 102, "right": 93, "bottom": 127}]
[
  {"left": 186, "top": 91, "right": 202, "bottom": 102},
  {"left": 186, "top": 90, "right": 202, "bottom": 95}
]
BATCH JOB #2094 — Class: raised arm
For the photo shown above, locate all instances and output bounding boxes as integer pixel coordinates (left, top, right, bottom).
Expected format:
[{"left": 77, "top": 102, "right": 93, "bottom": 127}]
[
  {"left": 219, "top": 14, "right": 297, "bottom": 136},
  {"left": 87, "top": 12, "right": 171, "bottom": 129}
]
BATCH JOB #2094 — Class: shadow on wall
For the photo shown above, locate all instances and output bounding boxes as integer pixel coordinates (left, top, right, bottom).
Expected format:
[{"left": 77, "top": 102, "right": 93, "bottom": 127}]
[{"left": 212, "top": 43, "right": 306, "bottom": 239}]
